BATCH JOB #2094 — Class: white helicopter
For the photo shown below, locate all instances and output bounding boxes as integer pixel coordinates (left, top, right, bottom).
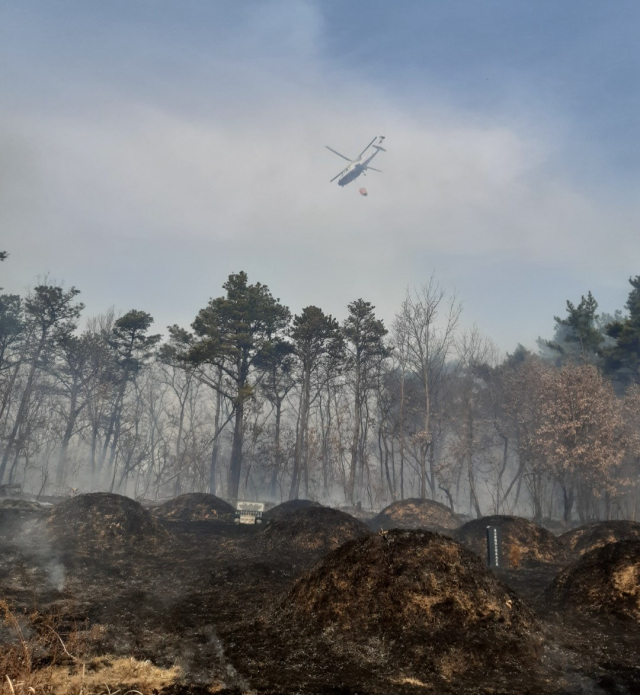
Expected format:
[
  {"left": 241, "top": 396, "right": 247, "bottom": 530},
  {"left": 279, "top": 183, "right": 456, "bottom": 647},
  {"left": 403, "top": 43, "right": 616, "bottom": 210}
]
[{"left": 325, "top": 135, "right": 386, "bottom": 187}]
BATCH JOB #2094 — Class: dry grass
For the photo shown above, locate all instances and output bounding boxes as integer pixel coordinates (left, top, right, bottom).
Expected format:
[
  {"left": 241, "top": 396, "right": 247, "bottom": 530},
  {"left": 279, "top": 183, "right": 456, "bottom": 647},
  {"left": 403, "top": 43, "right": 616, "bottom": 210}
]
[
  {"left": 508, "top": 543, "right": 523, "bottom": 568},
  {"left": 390, "top": 675, "right": 433, "bottom": 689},
  {"left": 2, "top": 658, "right": 181, "bottom": 695},
  {"left": 2, "top": 658, "right": 180, "bottom": 695},
  {"left": 0, "top": 601, "right": 181, "bottom": 695}
]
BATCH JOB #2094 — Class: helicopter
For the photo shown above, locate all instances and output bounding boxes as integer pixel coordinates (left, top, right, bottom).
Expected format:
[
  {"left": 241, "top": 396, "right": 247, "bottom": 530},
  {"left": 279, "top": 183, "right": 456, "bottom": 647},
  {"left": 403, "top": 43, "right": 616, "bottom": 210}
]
[{"left": 325, "top": 135, "right": 386, "bottom": 187}]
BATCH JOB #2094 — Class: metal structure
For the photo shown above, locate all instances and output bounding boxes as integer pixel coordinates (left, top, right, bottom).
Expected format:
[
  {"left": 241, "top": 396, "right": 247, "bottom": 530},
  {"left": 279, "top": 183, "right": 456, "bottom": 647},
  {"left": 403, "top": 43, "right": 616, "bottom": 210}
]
[
  {"left": 486, "top": 525, "right": 502, "bottom": 568},
  {"left": 234, "top": 500, "right": 265, "bottom": 525}
]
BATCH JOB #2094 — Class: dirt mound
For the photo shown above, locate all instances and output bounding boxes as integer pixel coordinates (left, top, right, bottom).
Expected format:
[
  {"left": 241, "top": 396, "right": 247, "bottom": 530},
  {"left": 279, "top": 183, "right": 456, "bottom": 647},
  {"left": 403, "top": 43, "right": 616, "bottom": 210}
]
[
  {"left": 262, "top": 498, "right": 321, "bottom": 521},
  {"left": 547, "top": 540, "right": 640, "bottom": 621},
  {"left": 260, "top": 506, "right": 370, "bottom": 552},
  {"left": 560, "top": 520, "right": 640, "bottom": 557},
  {"left": 278, "top": 529, "right": 541, "bottom": 685},
  {"left": 455, "top": 515, "right": 565, "bottom": 567},
  {"left": 370, "top": 497, "right": 461, "bottom": 532},
  {"left": 46, "top": 492, "right": 169, "bottom": 551},
  {"left": 153, "top": 493, "right": 235, "bottom": 522}
]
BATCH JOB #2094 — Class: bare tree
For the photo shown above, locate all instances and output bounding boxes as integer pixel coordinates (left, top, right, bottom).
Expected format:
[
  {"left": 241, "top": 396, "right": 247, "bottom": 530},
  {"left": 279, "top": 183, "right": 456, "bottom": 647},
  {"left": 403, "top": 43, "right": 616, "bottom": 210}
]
[{"left": 393, "top": 276, "right": 461, "bottom": 499}]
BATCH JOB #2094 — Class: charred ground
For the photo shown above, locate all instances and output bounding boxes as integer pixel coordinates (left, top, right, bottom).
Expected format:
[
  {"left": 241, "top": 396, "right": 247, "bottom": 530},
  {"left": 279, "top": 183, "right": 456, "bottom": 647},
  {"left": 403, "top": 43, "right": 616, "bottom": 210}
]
[{"left": 1, "top": 494, "right": 640, "bottom": 694}]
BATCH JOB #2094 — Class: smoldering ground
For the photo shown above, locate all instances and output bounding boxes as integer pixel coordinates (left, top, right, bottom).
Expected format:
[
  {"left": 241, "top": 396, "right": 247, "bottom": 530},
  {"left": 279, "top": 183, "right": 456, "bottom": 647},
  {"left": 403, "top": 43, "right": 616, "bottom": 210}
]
[
  {"left": 1, "top": 492, "right": 640, "bottom": 694},
  {"left": 0, "top": 499, "right": 66, "bottom": 595}
]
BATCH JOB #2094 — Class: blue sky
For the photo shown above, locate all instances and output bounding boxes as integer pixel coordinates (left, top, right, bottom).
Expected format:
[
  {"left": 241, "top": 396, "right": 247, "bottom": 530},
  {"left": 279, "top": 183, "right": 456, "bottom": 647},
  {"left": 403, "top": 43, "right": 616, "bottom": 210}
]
[{"left": 1, "top": 1, "right": 639, "bottom": 352}]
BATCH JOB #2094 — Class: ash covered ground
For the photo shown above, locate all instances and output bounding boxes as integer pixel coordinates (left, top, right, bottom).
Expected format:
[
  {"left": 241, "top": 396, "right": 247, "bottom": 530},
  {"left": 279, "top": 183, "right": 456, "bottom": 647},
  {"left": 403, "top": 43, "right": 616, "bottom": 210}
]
[{"left": 1, "top": 494, "right": 640, "bottom": 694}]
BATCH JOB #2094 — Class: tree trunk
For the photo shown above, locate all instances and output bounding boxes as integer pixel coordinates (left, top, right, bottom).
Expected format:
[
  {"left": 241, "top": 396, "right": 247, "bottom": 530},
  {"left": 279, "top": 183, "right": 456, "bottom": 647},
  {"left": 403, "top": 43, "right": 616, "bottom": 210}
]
[
  {"left": 106, "top": 398, "right": 124, "bottom": 481},
  {"left": 399, "top": 368, "right": 405, "bottom": 500},
  {"left": 209, "top": 367, "right": 223, "bottom": 495},
  {"left": 420, "top": 368, "right": 431, "bottom": 499},
  {"left": 303, "top": 423, "right": 310, "bottom": 499},
  {"left": 428, "top": 442, "right": 436, "bottom": 499},
  {"left": 100, "top": 374, "right": 128, "bottom": 471},
  {"left": 0, "top": 356, "right": 25, "bottom": 425},
  {"left": 348, "top": 362, "right": 361, "bottom": 504},
  {"left": 290, "top": 366, "right": 311, "bottom": 500},
  {"left": 89, "top": 407, "right": 100, "bottom": 479},
  {"left": 495, "top": 434, "right": 509, "bottom": 514},
  {"left": 380, "top": 425, "right": 394, "bottom": 500},
  {"left": 228, "top": 398, "right": 244, "bottom": 501},
  {"left": 320, "top": 391, "right": 332, "bottom": 496},
  {"left": 55, "top": 387, "right": 80, "bottom": 488},
  {"left": 270, "top": 399, "right": 282, "bottom": 498},
  {"left": 468, "top": 451, "right": 482, "bottom": 518},
  {"left": 174, "top": 394, "right": 186, "bottom": 497},
  {"left": 562, "top": 480, "right": 574, "bottom": 527}
]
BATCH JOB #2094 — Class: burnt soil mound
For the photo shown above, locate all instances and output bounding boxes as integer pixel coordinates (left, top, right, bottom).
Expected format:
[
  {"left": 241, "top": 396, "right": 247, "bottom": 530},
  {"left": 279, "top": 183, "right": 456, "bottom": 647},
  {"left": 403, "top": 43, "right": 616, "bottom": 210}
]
[
  {"left": 46, "top": 492, "right": 169, "bottom": 551},
  {"left": 369, "top": 497, "right": 461, "bottom": 532},
  {"left": 152, "top": 492, "right": 235, "bottom": 522},
  {"left": 547, "top": 540, "right": 640, "bottom": 621},
  {"left": 455, "top": 515, "right": 565, "bottom": 567},
  {"left": 260, "top": 506, "right": 370, "bottom": 552},
  {"left": 275, "top": 529, "right": 542, "bottom": 689},
  {"left": 560, "top": 520, "right": 640, "bottom": 558},
  {"left": 262, "top": 498, "right": 321, "bottom": 521}
]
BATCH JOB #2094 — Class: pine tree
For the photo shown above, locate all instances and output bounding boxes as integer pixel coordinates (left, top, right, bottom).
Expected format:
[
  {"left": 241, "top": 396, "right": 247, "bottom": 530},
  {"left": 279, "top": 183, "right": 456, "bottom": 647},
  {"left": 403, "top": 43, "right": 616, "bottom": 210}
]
[
  {"left": 544, "top": 291, "right": 603, "bottom": 363},
  {"left": 101, "top": 310, "right": 161, "bottom": 487},
  {"left": 343, "top": 299, "right": 389, "bottom": 504},
  {"left": 188, "top": 272, "right": 290, "bottom": 501},
  {"left": 603, "top": 276, "right": 640, "bottom": 384},
  {"left": 288, "top": 306, "right": 342, "bottom": 500}
]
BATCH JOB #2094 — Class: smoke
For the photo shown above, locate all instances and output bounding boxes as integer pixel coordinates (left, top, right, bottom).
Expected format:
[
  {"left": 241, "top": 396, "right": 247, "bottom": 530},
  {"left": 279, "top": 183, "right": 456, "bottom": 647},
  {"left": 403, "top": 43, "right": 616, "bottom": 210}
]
[
  {"left": 1, "top": 3, "right": 639, "bottom": 351},
  {"left": 0, "top": 504, "right": 66, "bottom": 594}
]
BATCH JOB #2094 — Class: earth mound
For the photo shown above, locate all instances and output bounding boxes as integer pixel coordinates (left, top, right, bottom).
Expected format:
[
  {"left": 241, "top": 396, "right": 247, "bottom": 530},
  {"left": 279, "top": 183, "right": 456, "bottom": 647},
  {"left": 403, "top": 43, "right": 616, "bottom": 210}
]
[
  {"left": 46, "top": 492, "right": 169, "bottom": 551},
  {"left": 455, "top": 515, "right": 565, "bottom": 567},
  {"left": 547, "top": 540, "right": 640, "bottom": 621},
  {"left": 262, "top": 498, "right": 321, "bottom": 521},
  {"left": 560, "top": 520, "right": 640, "bottom": 558},
  {"left": 370, "top": 497, "right": 461, "bottom": 532},
  {"left": 153, "top": 492, "right": 235, "bottom": 522},
  {"left": 278, "top": 529, "right": 541, "bottom": 685},
  {"left": 260, "top": 506, "right": 369, "bottom": 552}
]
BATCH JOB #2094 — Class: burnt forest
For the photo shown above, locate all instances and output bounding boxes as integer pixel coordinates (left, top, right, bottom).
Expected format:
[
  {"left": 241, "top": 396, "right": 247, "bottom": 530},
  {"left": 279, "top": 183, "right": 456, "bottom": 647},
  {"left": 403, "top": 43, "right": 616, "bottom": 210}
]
[{"left": 1, "top": 266, "right": 640, "bottom": 693}]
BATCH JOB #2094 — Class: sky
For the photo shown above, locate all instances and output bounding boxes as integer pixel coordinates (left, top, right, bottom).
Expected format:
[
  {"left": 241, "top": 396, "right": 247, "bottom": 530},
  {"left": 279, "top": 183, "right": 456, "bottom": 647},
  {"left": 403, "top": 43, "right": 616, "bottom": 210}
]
[{"left": 1, "top": 0, "right": 639, "bottom": 353}]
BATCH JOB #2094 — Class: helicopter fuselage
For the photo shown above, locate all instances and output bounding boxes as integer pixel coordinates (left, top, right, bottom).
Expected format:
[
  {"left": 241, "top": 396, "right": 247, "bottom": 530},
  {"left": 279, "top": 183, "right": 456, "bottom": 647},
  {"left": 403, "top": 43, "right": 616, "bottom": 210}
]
[{"left": 337, "top": 150, "right": 381, "bottom": 186}]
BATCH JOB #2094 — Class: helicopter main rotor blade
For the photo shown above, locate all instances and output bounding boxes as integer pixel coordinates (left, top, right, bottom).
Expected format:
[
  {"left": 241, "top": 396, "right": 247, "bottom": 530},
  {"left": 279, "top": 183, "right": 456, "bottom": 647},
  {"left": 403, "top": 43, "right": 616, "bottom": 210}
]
[
  {"left": 358, "top": 136, "right": 378, "bottom": 159},
  {"left": 325, "top": 146, "right": 352, "bottom": 162}
]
